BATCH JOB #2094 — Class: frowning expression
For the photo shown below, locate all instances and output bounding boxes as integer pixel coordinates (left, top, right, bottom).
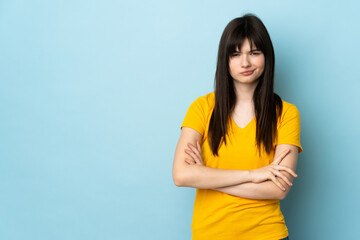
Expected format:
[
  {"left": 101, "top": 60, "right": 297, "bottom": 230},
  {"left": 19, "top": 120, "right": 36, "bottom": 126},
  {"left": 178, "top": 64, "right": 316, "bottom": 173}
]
[{"left": 228, "top": 38, "right": 265, "bottom": 85}]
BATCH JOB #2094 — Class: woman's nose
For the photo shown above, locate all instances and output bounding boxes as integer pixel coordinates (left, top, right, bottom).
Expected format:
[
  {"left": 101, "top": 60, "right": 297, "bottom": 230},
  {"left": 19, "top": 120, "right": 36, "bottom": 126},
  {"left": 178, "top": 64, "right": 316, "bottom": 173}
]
[{"left": 240, "top": 55, "right": 251, "bottom": 67}]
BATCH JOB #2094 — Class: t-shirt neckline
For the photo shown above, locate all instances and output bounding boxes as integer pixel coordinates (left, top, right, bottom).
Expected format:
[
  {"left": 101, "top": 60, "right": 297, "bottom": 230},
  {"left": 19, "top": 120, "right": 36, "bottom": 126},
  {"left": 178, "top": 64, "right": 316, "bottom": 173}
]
[{"left": 230, "top": 116, "right": 256, "bottom": 130}]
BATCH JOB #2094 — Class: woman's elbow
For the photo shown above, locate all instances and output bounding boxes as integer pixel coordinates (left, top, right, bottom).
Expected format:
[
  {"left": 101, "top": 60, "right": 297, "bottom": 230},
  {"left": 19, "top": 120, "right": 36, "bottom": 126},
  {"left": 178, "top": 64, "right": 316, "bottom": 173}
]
[
  {"left": 278, "top": 187, "right": 291, "bottom": 200},
  {"left": 173, "top": 159, "right": 194, "bottom": 187},
  {"left": 173, "top": 170, "right": 187, "bottom": 187},
  {"left": 173, "top": 175, "right": 183, "bottom": 187}
]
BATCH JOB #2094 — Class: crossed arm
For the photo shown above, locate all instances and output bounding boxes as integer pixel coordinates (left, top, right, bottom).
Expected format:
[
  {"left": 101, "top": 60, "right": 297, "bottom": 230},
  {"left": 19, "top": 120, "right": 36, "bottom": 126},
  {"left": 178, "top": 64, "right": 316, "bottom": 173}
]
[
  {"left": 212, "top": 143, "right": 299, "bottom": 200},
  {"left": 172, "top": 127, "right": 299, "bottom": 200}
]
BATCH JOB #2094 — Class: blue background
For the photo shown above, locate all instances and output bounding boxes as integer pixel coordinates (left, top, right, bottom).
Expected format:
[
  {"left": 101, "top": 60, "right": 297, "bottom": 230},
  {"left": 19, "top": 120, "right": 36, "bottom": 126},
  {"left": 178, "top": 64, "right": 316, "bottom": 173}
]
[{"left": 1, "top": 0, "right": 359, "bottom": 239}]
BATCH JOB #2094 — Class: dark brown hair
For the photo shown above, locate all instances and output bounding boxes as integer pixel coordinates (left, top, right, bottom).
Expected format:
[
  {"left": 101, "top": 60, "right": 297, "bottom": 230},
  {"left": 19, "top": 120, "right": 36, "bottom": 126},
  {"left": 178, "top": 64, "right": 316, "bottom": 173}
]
[{"left": 208, "top": 13, "right": 283, "bottom": 157}]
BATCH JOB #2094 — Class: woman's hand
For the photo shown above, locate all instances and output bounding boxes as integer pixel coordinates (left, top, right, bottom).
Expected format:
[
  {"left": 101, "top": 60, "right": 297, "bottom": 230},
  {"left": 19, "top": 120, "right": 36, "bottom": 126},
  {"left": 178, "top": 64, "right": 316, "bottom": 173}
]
[
  {"left": 249, "top": 149, "right": 298, "bottom": 191},
  {"left": 183, "top": 141, "right": 204, "bottom": 166}
]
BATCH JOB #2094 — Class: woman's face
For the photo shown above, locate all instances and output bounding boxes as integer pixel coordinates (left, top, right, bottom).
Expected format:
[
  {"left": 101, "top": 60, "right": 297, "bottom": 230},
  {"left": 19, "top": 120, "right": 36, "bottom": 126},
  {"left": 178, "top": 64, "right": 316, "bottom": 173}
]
[{"left": 228, "top": 38, "right": 265, "bottom": 85}]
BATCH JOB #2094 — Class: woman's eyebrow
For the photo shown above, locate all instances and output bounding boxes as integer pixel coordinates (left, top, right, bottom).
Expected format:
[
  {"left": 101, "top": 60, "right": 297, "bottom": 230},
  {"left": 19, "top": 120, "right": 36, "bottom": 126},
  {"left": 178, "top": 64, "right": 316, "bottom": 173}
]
[{"left": 234, "top": 49, "right": 260, "bottom": 53}]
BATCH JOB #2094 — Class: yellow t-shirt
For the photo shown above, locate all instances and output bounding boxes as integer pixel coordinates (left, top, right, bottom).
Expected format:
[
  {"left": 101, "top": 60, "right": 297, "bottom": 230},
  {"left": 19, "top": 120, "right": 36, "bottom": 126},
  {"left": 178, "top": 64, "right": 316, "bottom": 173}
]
[{"left": 180, "top": 92, "right": 303, "bottom": 240}]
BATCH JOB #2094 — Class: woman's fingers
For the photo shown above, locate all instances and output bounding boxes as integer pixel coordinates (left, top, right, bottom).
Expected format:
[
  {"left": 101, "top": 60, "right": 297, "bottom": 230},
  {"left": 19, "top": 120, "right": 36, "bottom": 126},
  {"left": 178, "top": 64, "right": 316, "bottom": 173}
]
[
  {"left": 276, "top": 165, "right": 298, "bottom": 178},
  {"left": 185, "top": 142, "right": 204, "bottom": 165},
  {"left": 184, "top": 148, "right": 199, "bottom": 164},
  {"left": 273, "top": 149, "right": 290, "bottom": 165},
  {"left": 184, "top": 158, "right": 195, "bottom": 165},
  {"left": 187, "top": 143, "right": 202, "bottom": 160},
  {"left": 270, "top": 175, "right": 286, "bottom": 191},
  {"left": 184, "top": 142, "right": 205, "bottom": 165},
  {"left": 195, "top": 141, "right": 204, "bottom": 165},
  {"left": 272, "top": 169, "right": 292, "bottom": 186}
]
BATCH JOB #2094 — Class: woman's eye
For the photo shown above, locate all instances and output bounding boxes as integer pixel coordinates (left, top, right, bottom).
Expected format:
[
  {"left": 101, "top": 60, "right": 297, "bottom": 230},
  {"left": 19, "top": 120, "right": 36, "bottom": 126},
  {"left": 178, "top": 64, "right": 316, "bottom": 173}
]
[
  {"left": 232, "top": 53, "right": 240, "bottom": 57},
  {"left": 251, "top": 52, "right": 260, "bottom": 55}
]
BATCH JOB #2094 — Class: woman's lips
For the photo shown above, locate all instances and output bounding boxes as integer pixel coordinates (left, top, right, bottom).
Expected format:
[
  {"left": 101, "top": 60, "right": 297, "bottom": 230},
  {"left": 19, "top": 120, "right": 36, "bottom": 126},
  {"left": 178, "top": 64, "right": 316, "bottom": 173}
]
[{"left": 240, "top": 70, "right": 254, "bottom": 76}]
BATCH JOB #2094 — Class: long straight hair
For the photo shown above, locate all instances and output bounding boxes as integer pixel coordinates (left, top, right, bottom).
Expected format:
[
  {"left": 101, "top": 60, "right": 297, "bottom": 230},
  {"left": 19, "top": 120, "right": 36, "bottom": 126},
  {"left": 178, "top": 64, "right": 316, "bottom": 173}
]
[{"left": 208, "top": 13, "right": 283, "bottom": 157}]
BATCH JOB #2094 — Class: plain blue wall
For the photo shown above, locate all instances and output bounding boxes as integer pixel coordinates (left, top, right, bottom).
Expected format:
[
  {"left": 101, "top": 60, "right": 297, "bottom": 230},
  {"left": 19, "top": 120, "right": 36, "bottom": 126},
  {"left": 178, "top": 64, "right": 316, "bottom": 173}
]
[{"left": 1, "top": 0, "right": 359, "bottom": 239}]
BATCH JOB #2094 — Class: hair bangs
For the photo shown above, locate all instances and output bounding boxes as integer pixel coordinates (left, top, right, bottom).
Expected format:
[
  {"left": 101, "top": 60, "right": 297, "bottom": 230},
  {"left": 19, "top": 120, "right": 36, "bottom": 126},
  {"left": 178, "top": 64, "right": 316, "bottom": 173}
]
[{"left": 227, "top": 26, "right": 263, "bottom": 57}]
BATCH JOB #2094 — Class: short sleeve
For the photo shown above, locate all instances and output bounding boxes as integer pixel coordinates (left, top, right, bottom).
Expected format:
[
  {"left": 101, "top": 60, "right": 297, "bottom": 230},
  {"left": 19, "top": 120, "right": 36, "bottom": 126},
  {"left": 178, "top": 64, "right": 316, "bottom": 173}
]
[
  {"left": 180, "top": 96, "right": 207, "bottom": 136},
  {"left": 276, "top": 104, "right": 303, "bottom": 153}
]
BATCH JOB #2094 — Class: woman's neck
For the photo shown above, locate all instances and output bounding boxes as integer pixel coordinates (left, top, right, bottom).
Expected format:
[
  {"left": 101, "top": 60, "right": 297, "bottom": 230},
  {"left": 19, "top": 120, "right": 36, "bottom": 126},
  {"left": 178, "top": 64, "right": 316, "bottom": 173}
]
[{"left": 233, "top": 80, "right": 258, "bottom": 105}]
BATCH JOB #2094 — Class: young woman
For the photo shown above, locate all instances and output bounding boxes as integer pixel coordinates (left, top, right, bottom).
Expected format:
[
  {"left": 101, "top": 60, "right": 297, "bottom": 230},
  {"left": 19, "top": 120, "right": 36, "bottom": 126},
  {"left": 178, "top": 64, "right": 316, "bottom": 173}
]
[{"left": 172, "top": 13, "right": 302, "bottom": 240}]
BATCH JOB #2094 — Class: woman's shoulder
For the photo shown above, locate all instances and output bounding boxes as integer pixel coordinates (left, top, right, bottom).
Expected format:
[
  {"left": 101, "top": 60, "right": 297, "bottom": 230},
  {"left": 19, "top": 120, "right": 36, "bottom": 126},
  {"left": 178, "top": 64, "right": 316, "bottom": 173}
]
[
  {"left": 202, "top": 91, "right": 215, "bottom": 103},
  {"left": 279, "top": 98, "right": 301, "bottom": 119},
  {"left": 192, "top": 91, "right": 215, "bottom": 110}
]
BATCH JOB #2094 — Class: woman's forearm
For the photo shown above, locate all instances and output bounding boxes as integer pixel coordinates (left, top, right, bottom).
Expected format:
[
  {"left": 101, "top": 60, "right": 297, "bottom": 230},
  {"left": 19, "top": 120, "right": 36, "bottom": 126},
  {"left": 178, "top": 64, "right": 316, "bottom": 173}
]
[
  {"left": 177, "top": 164, "right": 252, "bottom": 189},
  {"left": 213, "top": 180, "right": 285, "bottom": 200}
]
